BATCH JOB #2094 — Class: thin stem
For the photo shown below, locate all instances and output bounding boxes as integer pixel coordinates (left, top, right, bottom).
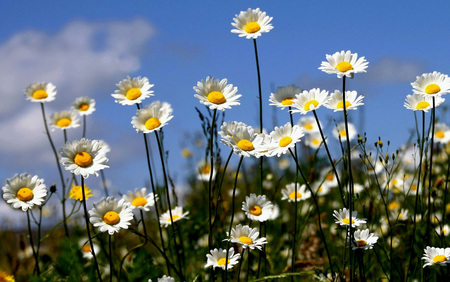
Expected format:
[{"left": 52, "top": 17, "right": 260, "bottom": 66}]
[
  {"left": 253, "top": 38, "right": 264, "bottom": 194},
  {"left": 208, "top": 109, "right": 217, "bottom": 252},
  {"left": 63, "top": 129, "right": 68, "bottom": 144},
  {"left": 212, "top": 150, "right": 233, "bottom": 229},
  {"left": 109, "top": 235, "right": 113, "bottom": 282},
  {"left": 82, "top": 115, "right": 87, "bottom": 138},
  {"left": 289, "top": 108, "right": 299, "bottom": 276},
  {"left": 426, "top": 97, "right": 436, "bottom": 248},
  {"left": 100, "top": 170, "right": 109, "bottom": 197},
  {"left": 26, "top": 210, "right": 40, "bottom": 275},
  {"left": 237, "top": 247, "right": 247, "bottom": 282}
]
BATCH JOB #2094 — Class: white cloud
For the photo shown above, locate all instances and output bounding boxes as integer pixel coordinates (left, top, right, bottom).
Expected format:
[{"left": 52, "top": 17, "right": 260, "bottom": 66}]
[{"left": 364, "top": 57, "right": 425, "bottom": 83}]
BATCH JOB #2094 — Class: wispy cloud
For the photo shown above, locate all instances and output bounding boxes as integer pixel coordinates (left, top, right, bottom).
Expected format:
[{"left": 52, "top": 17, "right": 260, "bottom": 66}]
[{"left": 363, "top": 57, "right": 425, "bottom": 83}]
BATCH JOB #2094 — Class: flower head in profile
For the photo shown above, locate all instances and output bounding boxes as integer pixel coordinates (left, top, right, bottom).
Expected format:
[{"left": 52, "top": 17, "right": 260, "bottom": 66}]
[
  {"left": 269, "top": 84, "right": 303, "bottom": 109},
  {"left": 333, "top": 122, "right": 357, "bottom": 142},
  {"left": 205, "top": 248, "right": 240, "bottom": 270},
  {"left": 160, "top": 206, "right": 189, "bottom": 228},
  {"left": 194, "top": 76, "right": 241, "bottom": 111},
  {"left": 436, "top": 224, "right": 450, "bottom": 237},
  {"left": 281, "top": 183, "right": 311, "bottom": 202},
  {"left": 72, "top": 96, "right": 96, "bottom": 116},
  {"left": 2, "top": 173, "right": 47, "bottom": 211},
  {"left": 226, "top": 224, "right": 267, "bottom": 250},
  {"left": 219, "top": 122, "right": 266, "bottom": 158},
  {"left": 242, "top": 194, "right": 274, "bottom": 222},
  {"left": 411, "top": 71, "right": 450, "bottom": 97},
  {"left": 122, "top": 187, "right": 157, "bottom": 211},
  {"left": 131, "top": 101, "right": 173, "bottom": 134},
  {"left": 89, "top": 197, "right": 134, "bottom": 235},
  {"left": 352, "top": 229, "right": 378, "bottom": 250},
  {"left": 325, "top": 90, "right": 364, "bottom": 112},
  {"left": 70, "top": 183, "right": 93, "bottom": 201},
  {"left": 291, "top": 88, "right": 329, "bottom": 115},
  {"left": 59, "top": 138, "right": 109, "bottom": 179},
  {"left": 112, "top": 76, "right": 154, "bottom": 105},
  {"left": 422, "top": 246, "right": 450, "bottom": 268},
  {"left": 319, "top": 50, "right": 368, "bottom": 78},
  {"left": 431, "top": 123, "right": 450, "bottom": 144},
  {"left": 196, "top": 160, "right": 217, "bottom": 182},
  {"left": 298, "top": 116, "right": 320, "bottom": 134},
  {"left": 79, "top": 238, "right": 100, "bottom": 259},
  {"left": 231, "top": 8, "right": 273, "bottom": 39},
  {"left": 304, "top": 133, "right": 323, "bottom": 149},
  {"left": 268, "top": 123, "right": 304, "bottom": 157},
  {"left": 24, "top": 82, "right": 57, "bottom": 103},
  {"left": 404, "top": 94, "right": 445, "bottom": 112},
  {"left": 49, "top": 111, "right": 80, "bottom": 131},
  {"left": 333, "top": 207, "right": 366, "bottom": 227}
]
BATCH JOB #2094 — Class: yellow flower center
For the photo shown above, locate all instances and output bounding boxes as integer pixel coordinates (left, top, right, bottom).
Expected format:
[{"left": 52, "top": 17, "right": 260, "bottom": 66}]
[
  {"left": 70, "top": 184, "right": 93, "bottom": 201},
  {"left": 74, "top": 152, "right": 93, "bottom": 167},
  {"left": 336, "top": 101, "right": 352, "bottom": 109},
  {"left": 17, "top": 187, "right": 34, "bottom": 201},
  {"left": 126, "top": 88, "right": 142, "bottom": 100},
  {"left": 326, "top": 174, "right": 334, "bottom": 181},
  {"left": 56, "top": 118, "right": 72, "bottom": 127},
  {"left": 433, "top": 255, "right": 447, "bottom": 263},
  {"left": 281, "top": 97, "right": 294, "bottom": 106},
  {"left": 237, "top": 139, "right": 254, "bottom": 151},
  {"left": 131, "top": 197, "right": 148, "bottom": 207},
  {"left": 416, "top": 101, "right": 430, "bottom": 110},
  {"left": 207, "top": 91, "right": 226, "bottom": 104},
  {"left": 82, "top": 245, "right": 91, "bottom": 253},
  {"left": 388, "top": 201, "right": 400, "bottom": 210},
  {"left": 342, "top": 218, "right": 355, "bottom": 224},
  {"left": 339, "top": 130, "right": 347, "bottom": 137},
  {"left": 357, "top": 240, "right": 367, "bottom": 247},
  {"left": 103, "top": 211, "right": 120, "bottom": 225},
  {"left": 318, "top": 187, "right": 323, "bottom": 192},
  {"left": 312, "top": 139, "right": 320, "bottom": 145},
  {"left": 304, "top": 123, "right": 313, "bottom": 130},
  {"left": 168, "top": 215, "right": 180, "bottom": 222},
  {"left": 244, "top": 21, "right": 261, "bottom": 33},
  {"left": 411, "top": 184, "right": 418, "bottom": 191},
  {"left": 250, "top": 205, "right": 262, "bottom": 216},
  {"left": 217, "top": 258, "right": 230, "bottom": 266},
  {"left": 279, "top": 136, "right": 293, "bottom": 147},
  {"left": 436, "top": 130, "right": 445, "bottom": 139},
  {"left": 425, "top": 84, "right": 441, "bottom": 94},
  {"left": 145, "top": 117, "right": 161, "bottom": 130},
  {"left": 32, "top": 89, "right": 48, "bottom": 100},
  {"left": 79, "top": 103, "right": 90, "bottom": 111},
  {"left": 239, "top": 236, "right": 253, "bottom": 245},
  {"left": 201, "top": 165, "right": 211, "bottom": 174},
  {"left": 304, "top": 100, "right": 319, "bottom": 111},
  {"left": 289, "top": 191, "right": 302, "bottom": 199},
  {"left": 336, "top": 62, "right": 354, "bottom": 72}
]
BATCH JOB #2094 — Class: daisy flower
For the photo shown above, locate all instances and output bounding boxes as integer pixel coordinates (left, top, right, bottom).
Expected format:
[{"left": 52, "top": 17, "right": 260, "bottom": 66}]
[
  {"left": 333, "top": 207, "right": 366, "bottom": 227},
  {"left": 319, "top": 50, "right": 369, "bottom": 78},
  {"left": 2, "top": 173, "right": 47, "bottom": 211},
  {"left": 298, "top": 116, "right": 321, "bottom": 134},
  {"left": 431, "top": 123, "right": 450, "bottom": 144},
  {"left": 160, "top": 206, "right": 189, "bottom": 228},
  {"left": 148, "top": 275, "right": 175, "bottom": 282},
  {"left": 59, "top": 138, "right": 109, "bottom": 179},
  {"left": 269, "top": 84, "right": 303, "bottom": 109},
  {"left": 227, "top": 224, "right": 267, "bottom": 250},
  {"left": 304, "top": 133, "right": 323, "bottom": 149},
  {"left": 196, "top": 160, "right": 217, "bottom": 182},
  {"left": 24, "top": 82, "right": 56, "bottom": 103},
  {"left": 281, "top": 183, "right": 311, "bottom": 202},
  {"left": 314, "top": 182, "right": 331, "bottom": 196},
  {"left": 290, "top": 88, "right": 329, "bottom": 115},
  {"left": 411, "top": 71, "right": 450, "bottom": 97},
  {"left": 122, "top": 187, "right": 157, "bottom": 211},
  {"left": 242, "top": 194, "right": 274, "bottom": 222},
  {"left": 219, "top": 122, "right": 266, "bottom": 158},
  {"left": 320, "top": 168, "right": 339, "bottom": 188},
  {"left": 49, "top": 111, "right": 80, "bottom": 131},
  {"left": 268, "top": 122, "right": 304, "bottom": 157},
  {"left": 422, "top": 246, "right": 450, "bottom": 268},
  {"left": 72, "top": 96, "right": 96, "bottom": 116},
  {"left": 324, "top": 90, "right": 364, "bottom": 112},
  {"left": 394, "top": 209, "right": 409, "bottom": 221},
  {"left": 333, "top": 122, "right": 357, "bottom": 142},
  {"left": 436, "top": 224, "right": 450, "bottom": 237},
  {"left": 89, "top": 197, "right": 134, "bottom": 235},
  {"left": 205, "top": 248, "right": 240, "bottom": 270},
  {"left": 69, "top": 183, "right": 93, "bottom": 201},
  {"left": 404, "top": 94, "right": 445, "bottom": 112},
  {"left": 79, "top": 238, "right": 100, "bottom": 259},
  {"left": 112, "top": 76, "right": 154, "bottom": 105},
  {"left": 131, "top": 101, "right": 173, "bottom": 134},
  {"left": 194, "top": 76, "right": 241, "bottom": 111},
  {"left": 352, "top": 229, "right": 378, "bottom": 250},
  {"left": 231, "top": 8, "right": 273, "bottom": 39}
]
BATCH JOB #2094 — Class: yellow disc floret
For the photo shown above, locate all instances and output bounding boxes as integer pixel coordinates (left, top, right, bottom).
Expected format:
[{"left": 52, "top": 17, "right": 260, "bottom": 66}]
[
  {"left": 433, "top": 255, "right": 447, "bottom": 263},
  {"left": 79, "top": 103, "right": 90, "bottom": 111},
  {"left": 145, "top": 117, "right": 161, "bottom": 130},
  {"left": 17, "top": 187, "right": 34, "bottom": 201},
  {"left": 357, "top": 240, "right": 367, "bottom": 247},
  {"left": 103, "top": 211, "right": 120, "bottom": 225},
  {"left": 74, "top": 152, "right": 93, "bottom": 167},
  {"left": 336, "top": 62, "right": 354, "bottom": 72},
  {"left": 436, "top": 131, "right": 445, "bottom": 139},
  {"left": 249, "top": 205, "right": 262, "bottom": 216},
  {"left": 339, "top": 130, "right": 347, "bottom": 137},
  {"left": 56, "top": 118, "right": 72, "bottom": 127},
  {"left": 32, "top": 89, "right": 48, "bottom": 100},
  {"left": 169, "top": 215, "right": 180, "bottom": 222},
  {"left": 281, "top": 97, "right": 294, "bottom": 106},
  {"left": 304, "top": 100, "right": 319, "bottom": 111},
  {"left": 244, "top": 21, "right": 261, "bottom": 33},
  {"left": 416, "top": 101, "right": 430, "bottom": 110},
  {"left": 239, "top": 236, "right": 253, "bottom": 245},
  {"left": 237, "top": 139, "right": 254, "bottom": 151},
  {"left": 207, "top": 91, "right": 226, "bottom": 104},
  {"left": 342, "top": 218, "right": 355, "bottom": 225},
  {"left": 289, "top": 191, "right": 302, "bottom": 200},
  {"left": 279, "top": 136, "right": 293, "bottom": 147},
  {"left": 336, "top": 101, "right": 352, "bottom": 109},
  {"left": 304, "top": 123, "right": 313, "bottom": 130},
  {"left": 425, "top": 84, "right": 441, "bottom": 94},
  {"left": 131, "top": 197, "right": 148, "bottom": 207},
  {"left": 217, "top": 258, "right": 230, "bottom": 266},
  {"left": 126, "top": 88, "right": 142, "bottom": 100}
]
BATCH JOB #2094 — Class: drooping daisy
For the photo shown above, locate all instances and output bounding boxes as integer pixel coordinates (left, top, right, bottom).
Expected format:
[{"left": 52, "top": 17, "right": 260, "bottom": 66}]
[
  {"left": 131, "top": 101, "right": 173, "bottom": 134},
  {"left": 194, "top": 76, "right": 241, "bottom": 111},
  {"left": 89, "top": 197, "right": 134, "bottom": 235},
  {"left": 304, "top": 133, "right": 323, "bottom": 149},
  {"left": 404, "top": 94, "right": 445, "bottom": 112},
  {"left": 298, "top": 116, "right": 321, "bottom": 134},
  {"left": 49, "top": 111, "right": 80, "bottom": 131},
  {"left": 324, "top": 90, "right": 364, "bottom": 112},
  {"left": 290, "top": 88, "right": 329, "bottom": 115},
  {"left": 205, "top": 248, "right": 240, "bottom": 270},
  {"left": 72, "top": 96, "right": 96, "bottom": 116},
  {"left": 319, "top": 50, "right": 369, "bottom": 79},
  {"left": 333, "top": 207, "right": 366, "bottom": 227},
  {"left": 281, "top": 183, "right": 311, "bottom": 202},
  {"left": 422, "top": 246, "right": 450, "bottom": 268},
  {"left": 59, "top": 138, "right": 109, "bottom": 179},
  {"left": 268, "top": 122, "right": 304, "bottom": 157},
  {"left": 79, "top": 238, "right": 100, "bottom": 259},
  {"left": 2, "top": 173, "right": 47, "bottom": 211},
  {"left": 431, "top": 123, "right": 450, "bottom": 144},
  {"left": 70, "top": 183, "right": 93, "bottom": 201},
  {"left": 112, "top": 76, "right": 154, "bottom": 105},
  {"left": 231, "top": 8, "right": 273, "bottom": 39},
  {"left": 196, "top": 160, "right": 217, "bottom": 182},
  {"left": 160, "top": 206, "right": 189, "bottom": 228},
  {"left": 24, "top": 82, "right": 57, "bottom": 103},
  {"left": 219, "top": 122, "right": 266, "bottom": 158},
  {"left": 242, "top": 194, "right": 274, "bottom": 222},
  {"left": 352, "top": 229, "right": 378, "bottom": 250},
  {"left": 269, "top": 84, "right": 303, "bottom": 109},
  {"left": 122, "top": 187, "right": 157, "bottom": 211},
  {"left": 227, "top": 224, "right": 267, "bottom": 250},
  {"left": 411, "top": 71, "right": 450, "bottom": 97},
  {"left": 333, "top": 122, "right": 357, "bottom": 142}
]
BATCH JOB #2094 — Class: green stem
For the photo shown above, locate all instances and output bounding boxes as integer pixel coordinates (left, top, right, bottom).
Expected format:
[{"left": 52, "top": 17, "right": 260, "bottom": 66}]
[
  {"left": 109, "top": 235, "right": 113, "bottom": 282},
  {"left": 208, "top": 109, "right": 217, "bottom": 252},
  {"left": 26, "top": 210, "right": 40, "bottom": 275},
  {"left": 253, "top": 39, "right": 264, "bottom": 194}
]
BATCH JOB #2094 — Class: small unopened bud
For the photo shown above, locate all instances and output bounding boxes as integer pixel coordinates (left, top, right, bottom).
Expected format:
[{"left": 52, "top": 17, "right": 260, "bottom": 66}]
[
  {"left": 378, "top": 140, "right": 383, "bottom": 148},
  {"left": 50, "top": 184, "right": 57, "bottom": 193}
]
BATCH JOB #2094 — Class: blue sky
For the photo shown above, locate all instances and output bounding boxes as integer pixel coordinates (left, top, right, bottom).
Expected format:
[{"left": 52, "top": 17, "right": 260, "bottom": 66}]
[{"left": 0, "top": 1, "right": 449, "bottom": 222}]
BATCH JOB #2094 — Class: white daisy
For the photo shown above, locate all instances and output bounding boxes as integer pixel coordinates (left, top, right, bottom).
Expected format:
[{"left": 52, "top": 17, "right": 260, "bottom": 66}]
[
  {"left": 352, "top": 229, "right": 378, "bottom": 250},
  {"left": 281, "top": 183, "right": 311, "bottom": 202},
  {"left": 122, "top": 187, "right": 158, "bottom": 211},
  {"left": 353, "top": 183, "right": 364, "bottom": 194},
  {"left": 24, "top": 82, "right": 57, "bottom": 103},
  {"left": 268, "top": 122, "right": 304, "bottom": 157},
  {"left": 242, "top": 194, "right": 274, "bottom": 222},
  {"left": 324, "top": 90, "right": 364, "bottom": 112},
  {"left": 89, "top": 197, "right": 134, "bottom": 235},
  {"left": 422, "top": 246, "right": 450, "bottom": 268},
  {"left": 431, "top": 123, "right": 450, "bottom": 144},
  {"left": 148, "top": 275, "right": 175, "bottom": 282},
  {"left": 436, "top": 224, "right": 450, "bottom": 237},
  {"left": 194, "top": 76, "right": 241, "bottom": 111},
  {"left": 196, "top": 160, "right": 217, "bottom": 182},
  {"left": 394, "top": 208, "right": 409, "bottom": 221},
  {"left": 411, "top": 71, "right": 450, "bottom": 97},
  {"left": 131, "top": 101, "right": 173, "bottom": 134},
  {"left": 290, "top": 88, "right": 329, "bottom": 115},
  {"left": 72, "top": 96, "right": 96, "bottom": 116},
  {"left": 205, "top": 248, "right": 240, "bottom": 270},
  {"left": 333, "top": 207, "right": 366, "bottom": 227},
  {"left": 219, "top": 122, "right": 266, "bottom": 158},
  {"left": 160, "top": 206, "right": 189, "bottom": 228},
  {"left": 79, "top": 238, "right": 100, "bottom": 259},
  {"left": 320, "top": 167, "right": 339, "bottom": 188},
  {"left": 404, "top": 94, "right": 445, "bottom": 112},
  {"left": 231, "top": 8, "right": 273, "bottom": 39},
  {"left": 112, "top": 76, "right": 154, "bottom": 105},
  {"left": 59, "top": 138, "right": 109, "bottom": 179},
  {"left": 298, "top": 116, "right": 321, "bottom": 134},
  {"left": 333, "top": 122, "right": 357, "bottom": 142},
  {"left": 227, "top": 224, "right": 267, "bottom": 250},
  {"left": 314, "top": 182, "right": 331, "bottom": 196},
  {"left": 49, "top": 110, "right": 80, "bottom": 131},
  {"left": 2, "top": 173, "right": 47, "bottom": 211},
  {"left": 269, "top": 84, "right": 303, "bottom": 109},
  {"left": 304, "top": 133, "right": 323, "bottom": 149},
  {"left": 319, "top": 50, "right": 369, "bottom": 79}
]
